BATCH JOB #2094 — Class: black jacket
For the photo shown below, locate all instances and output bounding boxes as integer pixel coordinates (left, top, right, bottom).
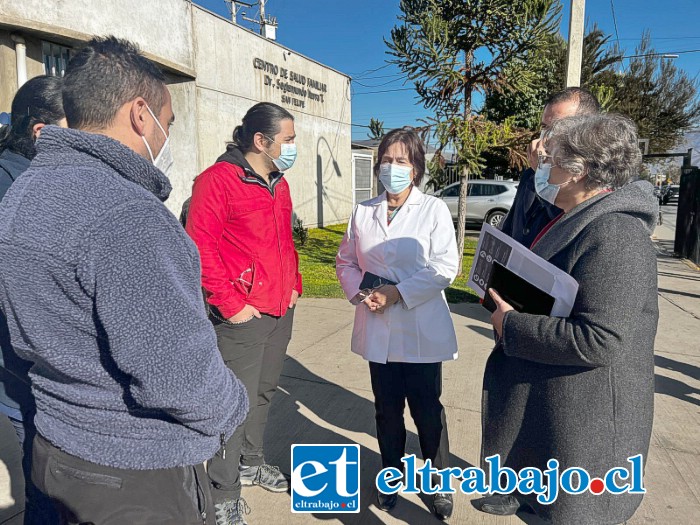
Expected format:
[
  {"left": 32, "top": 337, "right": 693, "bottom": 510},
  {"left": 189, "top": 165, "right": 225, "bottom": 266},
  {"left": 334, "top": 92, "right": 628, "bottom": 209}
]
[
  {"left": 0, "top": 148, "right": 30, "bottom": 202},
  {"left": 0, "top": 148, "right": 32, "bottom": 417}
]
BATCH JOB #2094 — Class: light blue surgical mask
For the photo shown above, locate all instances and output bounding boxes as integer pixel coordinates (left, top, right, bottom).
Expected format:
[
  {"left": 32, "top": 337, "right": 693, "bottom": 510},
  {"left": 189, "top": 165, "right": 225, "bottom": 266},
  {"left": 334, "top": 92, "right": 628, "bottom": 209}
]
[
  {"left": 534, "top": 159, "right": 577, "bottom": 206},
  {"left": 263, "top": 135, "right": 297, "bottom": 172},
  {"left": 379, "top": 163, "right": 413, "bottom": 194}
]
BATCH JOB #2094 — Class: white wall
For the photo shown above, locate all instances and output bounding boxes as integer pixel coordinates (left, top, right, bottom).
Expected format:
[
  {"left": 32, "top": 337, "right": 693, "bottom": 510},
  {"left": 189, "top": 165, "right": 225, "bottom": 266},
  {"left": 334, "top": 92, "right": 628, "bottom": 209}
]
[
  {"left": 192, "top": 6, "right": 353, "bottom": 227},
  {"left": 0, "top": 0, "right": 194, "bottom": 73}
]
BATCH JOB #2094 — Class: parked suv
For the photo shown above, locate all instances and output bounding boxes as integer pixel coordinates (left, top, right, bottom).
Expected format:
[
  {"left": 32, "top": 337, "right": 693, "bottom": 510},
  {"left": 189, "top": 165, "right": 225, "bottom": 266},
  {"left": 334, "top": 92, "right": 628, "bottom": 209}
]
[
  {"left": 436, "top": 180, "right": 517, "bottom": 228},
  {"left": 660, "top": 185, "right": 680, "bottom": 205}
]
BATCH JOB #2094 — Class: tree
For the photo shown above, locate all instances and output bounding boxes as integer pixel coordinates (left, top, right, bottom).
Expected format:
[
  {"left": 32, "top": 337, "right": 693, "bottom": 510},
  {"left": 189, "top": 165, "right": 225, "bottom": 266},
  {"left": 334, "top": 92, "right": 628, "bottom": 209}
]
[
  {"left": 608, "top": 32, "right": 700, "bottom": 153},
  {"left": 367, "top": 117, "right": 385, "bottom": 140},
  {"left": 386, "top": 0, "right": 560, "bottom": 272},
  {"left": 483, "top": 25, "right": 623, "bottom": 128}
]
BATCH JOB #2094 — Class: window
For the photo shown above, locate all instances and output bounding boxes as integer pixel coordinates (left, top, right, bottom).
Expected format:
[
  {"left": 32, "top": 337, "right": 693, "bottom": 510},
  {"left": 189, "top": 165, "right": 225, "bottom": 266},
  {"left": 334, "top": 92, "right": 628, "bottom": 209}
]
[
  {"left": 442, "top": 185, "right": 460, "bottom": 197},
  {"left": 352, "top": 153, "right": 373, "bottom": 204},
  {"left": 470, "top": 184, "right": 508, "bottom": 197},
  {"left": 42, "top": 41, "right": 73, "bottom": 77}
]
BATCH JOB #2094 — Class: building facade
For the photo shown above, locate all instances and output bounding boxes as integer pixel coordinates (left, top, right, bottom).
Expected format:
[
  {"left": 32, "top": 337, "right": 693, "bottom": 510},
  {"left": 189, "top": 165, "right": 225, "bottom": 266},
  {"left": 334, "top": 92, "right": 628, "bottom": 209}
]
[{"left": 0, "top": 0, "right": 353, "bottom": 226}]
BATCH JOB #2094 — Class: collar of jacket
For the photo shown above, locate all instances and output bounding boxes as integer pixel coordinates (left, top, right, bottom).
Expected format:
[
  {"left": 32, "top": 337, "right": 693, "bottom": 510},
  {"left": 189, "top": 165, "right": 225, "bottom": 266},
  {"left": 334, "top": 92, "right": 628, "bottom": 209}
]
[
  {"left": 33, "top": 125, "right": 172, "bottom": 201},
  {"left": 216, "top": 145, "right": 283, "bottom": 194},
  {"left": 531, "top": 180, "right": 658, "bottom": 261},
  {"left": 371, "top": 186, "right": 425, "bottom": 207}
]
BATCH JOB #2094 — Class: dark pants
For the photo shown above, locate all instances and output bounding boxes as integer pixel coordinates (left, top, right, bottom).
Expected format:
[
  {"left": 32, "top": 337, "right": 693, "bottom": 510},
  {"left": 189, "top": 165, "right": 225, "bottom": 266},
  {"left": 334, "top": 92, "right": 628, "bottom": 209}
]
[
  {"left": 207, "top": 309, "right": 295, "bottom": 503},
  {"left": 369, "top": 361, "right": 450, "bottom": 473},
  {"left": 31, "top": 433, "right": 212, "bottom": 525},
  {"left": 7, "top": 412, "right": 60, "bottom": 524}
]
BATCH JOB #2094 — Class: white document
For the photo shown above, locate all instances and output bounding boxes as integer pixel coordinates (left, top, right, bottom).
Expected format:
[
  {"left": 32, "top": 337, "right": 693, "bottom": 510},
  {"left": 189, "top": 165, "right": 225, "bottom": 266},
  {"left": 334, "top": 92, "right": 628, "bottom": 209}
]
[{"left": 468, "top": 224, "right": 579, "bottom": 317}]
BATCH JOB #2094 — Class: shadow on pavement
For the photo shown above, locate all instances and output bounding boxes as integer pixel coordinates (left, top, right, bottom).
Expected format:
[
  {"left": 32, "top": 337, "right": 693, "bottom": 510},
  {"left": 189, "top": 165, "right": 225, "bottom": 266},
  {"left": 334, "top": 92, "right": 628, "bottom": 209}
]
[{"left": 264, "top": 356, "right": 474, "bottom": 524}]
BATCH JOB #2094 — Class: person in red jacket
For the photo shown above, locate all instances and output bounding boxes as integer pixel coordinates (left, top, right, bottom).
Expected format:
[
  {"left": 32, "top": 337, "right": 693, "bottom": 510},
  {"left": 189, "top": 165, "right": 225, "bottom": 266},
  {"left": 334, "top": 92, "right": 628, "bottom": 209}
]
[{"left": 186, "top": 102, "right": 302, "bottom": 525}]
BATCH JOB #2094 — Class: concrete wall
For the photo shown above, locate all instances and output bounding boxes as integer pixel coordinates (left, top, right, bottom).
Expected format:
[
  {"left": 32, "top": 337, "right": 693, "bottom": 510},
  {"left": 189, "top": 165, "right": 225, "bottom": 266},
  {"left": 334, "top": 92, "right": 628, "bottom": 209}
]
[
  {"left": 0, "top": 0, "right": 194, "bottom": 74},
  {"left": 0, "top": 1, "right": 353, "bottom": 226},
  {"left": 192, "top": 6, "right": 353, "bottom": 227}
]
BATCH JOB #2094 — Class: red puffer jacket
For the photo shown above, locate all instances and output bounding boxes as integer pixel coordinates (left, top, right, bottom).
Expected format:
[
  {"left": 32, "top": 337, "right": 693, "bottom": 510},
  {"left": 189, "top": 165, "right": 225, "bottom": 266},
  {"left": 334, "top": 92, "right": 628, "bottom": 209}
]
[{"left": 186, "top": 147, "right": 302, "bottom": 319}]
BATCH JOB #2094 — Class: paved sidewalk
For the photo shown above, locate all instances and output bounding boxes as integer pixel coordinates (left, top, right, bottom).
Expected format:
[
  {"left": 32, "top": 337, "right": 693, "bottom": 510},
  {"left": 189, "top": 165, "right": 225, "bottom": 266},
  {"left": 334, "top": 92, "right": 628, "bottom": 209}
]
[{"left": 1, "top": 228, "right": 699, "bottom": 524}]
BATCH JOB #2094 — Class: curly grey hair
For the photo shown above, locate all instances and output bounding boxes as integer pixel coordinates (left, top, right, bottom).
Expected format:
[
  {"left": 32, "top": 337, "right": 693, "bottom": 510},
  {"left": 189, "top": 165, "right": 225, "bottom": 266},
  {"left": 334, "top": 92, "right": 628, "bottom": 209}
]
[{"left": 545, "top": 114, "right": 642, "bottom": 190}]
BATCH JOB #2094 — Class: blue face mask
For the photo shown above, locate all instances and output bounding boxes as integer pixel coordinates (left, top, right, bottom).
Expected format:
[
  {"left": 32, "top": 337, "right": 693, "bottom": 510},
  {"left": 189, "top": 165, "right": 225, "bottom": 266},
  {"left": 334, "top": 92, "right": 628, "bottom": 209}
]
[
  {"left": 534, "top": 164, "right": 560, "bottom": 205},
  {"left": 379, "top": 163, "right": 413, "bottom": 194},
  {"left": 263, "top": 136, "right": 297, "bottom": 172},
  {"left": 534, "top": 162, "right": 577, "bottom": 206}
]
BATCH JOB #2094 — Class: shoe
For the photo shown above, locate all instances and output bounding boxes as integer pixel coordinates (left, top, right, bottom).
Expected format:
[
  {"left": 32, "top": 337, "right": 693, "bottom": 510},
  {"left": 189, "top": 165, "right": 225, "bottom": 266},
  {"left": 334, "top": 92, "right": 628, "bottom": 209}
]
[
  {"left": 475, "top": 494, "right": 521, "bottom": 516},
  {"left": 239, "top": 464, "right": 289, "bottom": 492},
  {"left": 214, "top": 498, "right": 251, "bottom": 525},
  {"left": 433, "top": 493, "right": 453, "bottom": 520},
  {"left": 376, "top": 492, "right": 398, "bottom": 512}
]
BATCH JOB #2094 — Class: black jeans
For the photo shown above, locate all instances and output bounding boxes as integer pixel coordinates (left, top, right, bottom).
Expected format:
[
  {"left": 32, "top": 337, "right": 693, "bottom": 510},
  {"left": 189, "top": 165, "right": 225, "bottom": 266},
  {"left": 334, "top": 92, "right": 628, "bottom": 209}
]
[
  {"left": 207, "top": 309, "right": 295, "bottom": 503},
  {"left": 31, "top": 433, "right": 212, "bottom": 525},
  {"left": 369, "top": 361, "right": 450, "bottom": 473}
]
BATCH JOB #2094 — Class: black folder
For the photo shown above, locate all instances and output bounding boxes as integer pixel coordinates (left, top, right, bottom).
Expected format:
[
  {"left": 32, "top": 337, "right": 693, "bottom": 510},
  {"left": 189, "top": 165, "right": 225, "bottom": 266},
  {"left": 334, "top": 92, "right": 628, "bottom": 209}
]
[{"left": 482, "top": 261, "right": 555, "bottom": 315}]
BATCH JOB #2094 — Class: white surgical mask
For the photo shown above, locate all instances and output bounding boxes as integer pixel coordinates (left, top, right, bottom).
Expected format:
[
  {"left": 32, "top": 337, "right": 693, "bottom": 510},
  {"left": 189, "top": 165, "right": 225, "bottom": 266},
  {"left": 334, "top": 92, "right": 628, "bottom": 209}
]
[
  {"left": 379, "top": 163, "right": 413, "bottom": 194},
  {"left": 263, "top": 135, "right": 297, "bottom": 172},
  {"left": 534, "top": 162, "right": 577, "bottom": 206},
  {"left": 142, "top": 105, "right": 174, "bottom": 177}
]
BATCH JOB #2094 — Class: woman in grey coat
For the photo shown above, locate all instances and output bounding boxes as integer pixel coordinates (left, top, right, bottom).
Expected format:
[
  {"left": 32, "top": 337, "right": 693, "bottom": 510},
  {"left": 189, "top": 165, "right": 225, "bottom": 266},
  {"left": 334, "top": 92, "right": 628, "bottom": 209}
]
[{"left": 479, "top": 114, "right": 659, "bottom": 525}]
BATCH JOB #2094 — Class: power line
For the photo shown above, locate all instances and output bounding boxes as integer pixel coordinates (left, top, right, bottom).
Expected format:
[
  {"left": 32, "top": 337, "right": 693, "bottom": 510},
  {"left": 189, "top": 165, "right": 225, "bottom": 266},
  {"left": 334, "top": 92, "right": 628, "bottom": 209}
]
[
  {"left": 622, "top": 48, "right": 700, "bottom": 59},
  {"left": 353, "top": 87, "right": 415, "bottom": 95},
  {"left": 352, "top": 77, "right": 405, "bottom": 88},
  {"left": 350, "top": 63, "right": 392, "bottom": 79}
]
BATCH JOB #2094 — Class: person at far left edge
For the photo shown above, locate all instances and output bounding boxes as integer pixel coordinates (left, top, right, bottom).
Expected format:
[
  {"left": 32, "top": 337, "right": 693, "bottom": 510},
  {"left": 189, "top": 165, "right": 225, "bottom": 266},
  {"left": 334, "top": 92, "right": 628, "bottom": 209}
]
[{"left": 186, "top": 102, "right": 303, "bottom": 525}]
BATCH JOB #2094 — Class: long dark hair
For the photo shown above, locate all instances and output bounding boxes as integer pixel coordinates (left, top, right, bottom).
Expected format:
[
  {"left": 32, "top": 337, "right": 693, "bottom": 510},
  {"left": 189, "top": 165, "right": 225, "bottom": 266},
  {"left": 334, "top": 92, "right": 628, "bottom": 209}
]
[
  {"left": 230, "top": 102, "right": 294, "bottom": 153},
  {"left": 0, "top": 75, "right": 65, "bottom": 159}
]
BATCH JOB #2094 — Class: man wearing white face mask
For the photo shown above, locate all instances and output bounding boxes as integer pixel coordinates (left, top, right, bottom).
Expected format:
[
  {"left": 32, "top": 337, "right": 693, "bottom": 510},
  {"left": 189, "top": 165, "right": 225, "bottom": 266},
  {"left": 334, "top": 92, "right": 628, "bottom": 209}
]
[
  {"left": 186, "top": 102, "right": 302, "bottom": 525},
  {"left": 0, "top": 37, "right": 249, "bottom": 524},
  {"left": 499, "top": 88, "right": 600, "bottom": 249},
  {"left": 337, "top": 128, "right": 459, "bottom": 520}
]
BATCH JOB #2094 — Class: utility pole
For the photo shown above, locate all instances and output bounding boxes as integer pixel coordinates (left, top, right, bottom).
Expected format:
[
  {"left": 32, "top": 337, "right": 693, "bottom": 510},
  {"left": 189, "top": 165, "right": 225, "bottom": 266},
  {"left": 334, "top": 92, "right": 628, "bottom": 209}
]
[
  {"left": 240, "top": 0, "right": 278, "bottom": 40},
  {"left": 565, "top": 0, "right": 586, "bottom": 87}
]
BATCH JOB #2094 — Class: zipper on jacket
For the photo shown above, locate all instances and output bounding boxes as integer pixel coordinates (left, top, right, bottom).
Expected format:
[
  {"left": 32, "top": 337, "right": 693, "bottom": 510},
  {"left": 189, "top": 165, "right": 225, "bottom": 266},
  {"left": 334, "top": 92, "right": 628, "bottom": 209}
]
[{"left": 271, "top": 203, "right": 285, "bottom": 313}]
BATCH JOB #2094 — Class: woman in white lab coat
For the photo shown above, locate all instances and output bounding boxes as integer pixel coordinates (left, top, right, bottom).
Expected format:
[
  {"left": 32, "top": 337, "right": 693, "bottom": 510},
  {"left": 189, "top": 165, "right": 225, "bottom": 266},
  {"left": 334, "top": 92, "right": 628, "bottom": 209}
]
[{"left": 336, "top": 128, "right": 459, "bottom": 520}]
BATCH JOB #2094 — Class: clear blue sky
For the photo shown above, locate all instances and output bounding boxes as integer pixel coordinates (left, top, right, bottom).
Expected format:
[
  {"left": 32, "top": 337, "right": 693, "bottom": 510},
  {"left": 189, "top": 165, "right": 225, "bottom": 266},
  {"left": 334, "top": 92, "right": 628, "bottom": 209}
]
[{"left": 195, "top": 0, "right": 700, "bottom": 140}]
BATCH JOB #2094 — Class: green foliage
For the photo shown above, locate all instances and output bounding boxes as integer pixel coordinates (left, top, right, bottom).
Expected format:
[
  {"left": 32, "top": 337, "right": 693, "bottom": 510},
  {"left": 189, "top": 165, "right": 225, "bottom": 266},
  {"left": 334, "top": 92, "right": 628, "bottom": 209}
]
[
  {"left": 386, "top": 0, "right": 560, "bottom": 272},
  {"left": 368, "top": 118, "right": 385, "bottom": 140},
  {"left": 608, "top": 32, "right": 700, "bottom": 153},
  {"left": 482, "top": 25, "right": 623, "bottom": 128},
  {"left": 296, "top": 224, "right": 478, "bottom": 302},
  {"left": 482, "top": 27, "right": 700, "bottom": 155}
]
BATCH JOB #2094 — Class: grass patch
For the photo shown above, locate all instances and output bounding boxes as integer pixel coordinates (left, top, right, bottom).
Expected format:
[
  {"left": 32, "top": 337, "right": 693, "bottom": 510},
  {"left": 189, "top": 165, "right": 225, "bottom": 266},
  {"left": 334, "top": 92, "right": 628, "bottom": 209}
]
[{"left": 297, "top": 224, "right": 479, "bottom": 303}]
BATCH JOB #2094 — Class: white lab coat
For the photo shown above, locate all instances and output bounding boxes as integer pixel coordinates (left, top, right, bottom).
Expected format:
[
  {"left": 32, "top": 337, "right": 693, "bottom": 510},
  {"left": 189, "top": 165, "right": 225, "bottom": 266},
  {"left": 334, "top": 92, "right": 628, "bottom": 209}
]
[{"left": 336, "top": 188, "right": 459, "bottom": 363}]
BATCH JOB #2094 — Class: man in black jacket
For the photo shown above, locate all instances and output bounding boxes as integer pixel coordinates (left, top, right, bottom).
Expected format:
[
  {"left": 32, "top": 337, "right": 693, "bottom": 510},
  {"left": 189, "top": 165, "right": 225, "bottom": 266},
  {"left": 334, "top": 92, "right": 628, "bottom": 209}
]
[{"left": 499, "top": 88, "right": 601, "bottom": 248}]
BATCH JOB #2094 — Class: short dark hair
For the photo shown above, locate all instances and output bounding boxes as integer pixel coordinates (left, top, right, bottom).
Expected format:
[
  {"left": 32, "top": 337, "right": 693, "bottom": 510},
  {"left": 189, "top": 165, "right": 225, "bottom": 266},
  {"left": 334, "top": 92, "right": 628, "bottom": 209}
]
[
  {"left": 374, "top": 127, "right": 426, "bottom": 187},
  {"left": 545, "top": 87, "right": 601, "bottom": 116},
  {"left": 0, "top": 75, "right": 65, "bottom": 159},
  {"left": 230, "top": 102, "right": 294, "bottom": 153},
  {"left": 62, "top": 36, "right": 166, "bottom": 129}
]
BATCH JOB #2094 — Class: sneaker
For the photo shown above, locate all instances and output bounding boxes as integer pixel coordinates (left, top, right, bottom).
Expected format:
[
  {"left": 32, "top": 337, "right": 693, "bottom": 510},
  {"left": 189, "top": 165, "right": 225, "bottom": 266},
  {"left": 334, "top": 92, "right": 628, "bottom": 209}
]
[
  {"left": 433, "top": 493, "right": 453, "bottom": 520},
  {"left": 214, "top": 498, "right": 251, "bottom": 525},
  {"left": 376, "top": 492, "right": 398, "bottom": 512},
  {"left": 239, "top": 464, "right": 289, "bottom": 493},
  {"left": 475, "top": 494, "right": 521, "bottom": 516}
]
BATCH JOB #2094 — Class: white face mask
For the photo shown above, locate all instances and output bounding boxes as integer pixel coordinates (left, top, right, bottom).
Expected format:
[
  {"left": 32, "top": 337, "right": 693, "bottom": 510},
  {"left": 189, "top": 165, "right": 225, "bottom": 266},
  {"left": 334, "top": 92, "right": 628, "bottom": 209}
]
[
  {"left": 379, "top": 163, "right": 413, "bottom": 194},
  {"left": 534, "top": 157, "right": 578, "bottom": 206},
  {"left": 141, "top": 105, "right": 174, "bottom": 177}
]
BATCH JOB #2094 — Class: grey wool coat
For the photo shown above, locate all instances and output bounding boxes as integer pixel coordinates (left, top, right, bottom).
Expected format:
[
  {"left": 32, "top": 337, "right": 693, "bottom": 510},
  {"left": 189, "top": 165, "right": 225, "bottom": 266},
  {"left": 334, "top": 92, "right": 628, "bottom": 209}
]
[{"left": 481, "top": 181, "right": 659, "bottom": 525}]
